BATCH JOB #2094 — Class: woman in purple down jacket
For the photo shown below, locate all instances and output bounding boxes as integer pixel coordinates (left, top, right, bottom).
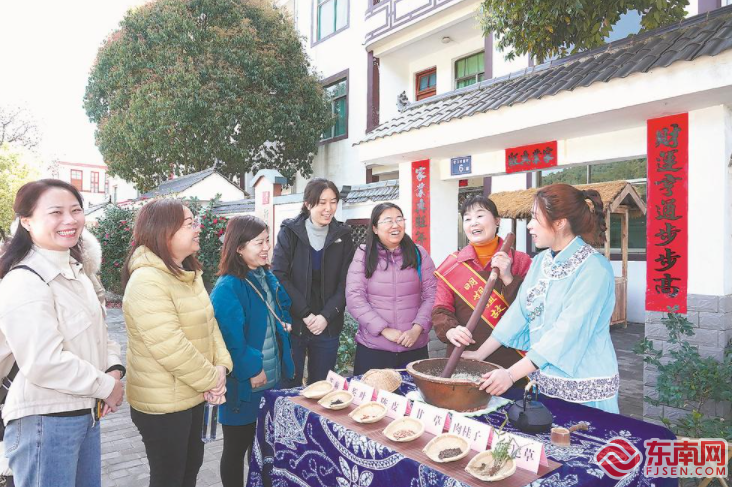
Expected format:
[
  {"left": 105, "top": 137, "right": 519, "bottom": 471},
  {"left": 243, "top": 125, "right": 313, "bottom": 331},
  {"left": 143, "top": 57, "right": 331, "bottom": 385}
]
[{"left": 346, "top": 203, "right": 437, "bottom": 375}]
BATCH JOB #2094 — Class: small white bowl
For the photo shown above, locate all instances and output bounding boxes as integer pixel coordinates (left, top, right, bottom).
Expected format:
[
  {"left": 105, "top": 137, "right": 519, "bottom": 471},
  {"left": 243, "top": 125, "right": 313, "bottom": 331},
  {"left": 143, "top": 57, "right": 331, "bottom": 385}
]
[
  {"left": 383, "top": 417, "right": 425, "bottom": 442},
  {"left": 301, "top": 380, "right": 334, "bottom": 399},
  {"left": 422, "top": 433, "right": 470, "bottom": 463},
  {"left": 318, "top": 390, "right": 353, "bottom": 410},
  {"left": 348, "top": 401, "right": 387, "bottom": 424},
  {"left": 465, "top": 450, "right": 517, "bottom": 481}
]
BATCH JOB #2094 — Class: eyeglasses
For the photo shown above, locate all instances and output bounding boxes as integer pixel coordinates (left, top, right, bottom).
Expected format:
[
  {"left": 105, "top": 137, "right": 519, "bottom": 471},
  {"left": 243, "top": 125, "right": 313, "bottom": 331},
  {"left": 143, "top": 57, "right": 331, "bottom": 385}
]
[
  {"left": 184, "top": 217, "right": 201, "bottom": 230},
  {"left": 377, "top": 217, "right": 407, "bottom": 227}
]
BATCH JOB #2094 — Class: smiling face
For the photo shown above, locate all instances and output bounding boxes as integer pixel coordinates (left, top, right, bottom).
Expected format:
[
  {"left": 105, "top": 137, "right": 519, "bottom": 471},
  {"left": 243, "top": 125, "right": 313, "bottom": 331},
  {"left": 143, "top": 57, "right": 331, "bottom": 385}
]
[
  {"left": 373, "top": 207, "right": 406, "bottom": 250},
  {"left": 307, "top": 188, "right": 338, "bottom": 226},
  {"left": 21, "top": 187, "right": 85, "bottom": 251},
  {"left": 462, "top": 205, "right": 500, "bottom": 245},
  {"left": 169, "top": 206, "right": 201, "bottom": 264},
  {"left": 527, "top": 201, "right": 557, "bottom": 250},
  {"left": 239, "top": 229, "right": 271, "bottom": 269}
]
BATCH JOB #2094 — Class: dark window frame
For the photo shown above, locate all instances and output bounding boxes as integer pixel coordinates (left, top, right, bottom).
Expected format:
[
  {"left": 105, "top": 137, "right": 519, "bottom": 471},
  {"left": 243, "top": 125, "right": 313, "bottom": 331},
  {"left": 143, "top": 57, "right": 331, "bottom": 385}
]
[
  {"left": 415, "top": 67, "right": 437, "bottom": 101},
  {"left": 70, "top": 169, "right": 83, "bottom": 192},
  {"left": 312, "top": 0, "right": 350, "bottom": 47},
  {"left": 320, "top": 69, "right": 349, "bottom": 145},
  {"left": 91, "top": 171, "right": 100, "bottom": 193},
  {"left": 454, "top": 51, "right": 485, "bottom": 89}
]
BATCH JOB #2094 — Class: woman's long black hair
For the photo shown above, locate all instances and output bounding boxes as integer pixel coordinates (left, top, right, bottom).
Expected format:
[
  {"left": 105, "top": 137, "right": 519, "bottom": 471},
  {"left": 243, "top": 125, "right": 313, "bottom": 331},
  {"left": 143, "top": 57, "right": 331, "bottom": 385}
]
[
  {"left": 363, "top": 203, "right": 419, "bottom": 279},
  {"left": 0, "top": 179, "right": 85, "bottom": 279}
]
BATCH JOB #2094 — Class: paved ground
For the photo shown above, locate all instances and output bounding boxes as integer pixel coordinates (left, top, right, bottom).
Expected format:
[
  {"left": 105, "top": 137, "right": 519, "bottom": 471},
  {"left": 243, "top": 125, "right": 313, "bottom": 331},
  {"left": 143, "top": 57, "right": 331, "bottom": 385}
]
[{"left": 101, "top": 309, "right": 645, "bottom": 486}]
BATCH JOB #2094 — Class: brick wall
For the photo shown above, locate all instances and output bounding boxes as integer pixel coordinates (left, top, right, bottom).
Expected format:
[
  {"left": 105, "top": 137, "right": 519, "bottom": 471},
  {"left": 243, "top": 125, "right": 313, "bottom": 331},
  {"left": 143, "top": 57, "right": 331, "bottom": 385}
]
[{"left": 643, "top": 293, "right": 732, "bottom": 425}]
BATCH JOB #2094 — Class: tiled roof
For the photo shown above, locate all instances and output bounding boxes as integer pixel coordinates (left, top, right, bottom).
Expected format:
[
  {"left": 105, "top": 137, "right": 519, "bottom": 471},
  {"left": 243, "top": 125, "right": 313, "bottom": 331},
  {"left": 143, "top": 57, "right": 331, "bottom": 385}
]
[
  {"left": 343, "top": 180, "right": 399, "bottom": 203},
  {"left": 212, "top": 199, "right": 255, "bottom": 215},
  {"left": 359, "top": 6, "right": 732, "bottom": 144},
  {"left": 141, "top": 168, "right": 217, "bottom": 198}
]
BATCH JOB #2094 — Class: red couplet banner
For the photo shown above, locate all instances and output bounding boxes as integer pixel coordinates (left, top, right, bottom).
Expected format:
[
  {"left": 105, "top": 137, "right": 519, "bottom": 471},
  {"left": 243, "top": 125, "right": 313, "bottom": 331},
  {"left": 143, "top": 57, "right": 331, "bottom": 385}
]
[
  {"left": 646, "top": 113, "right": 688, "bottom": 313},
  {"left": 411, "top": 160, "right": 430, "bottom": 253},
  {"left": 505, "top": 141, "right": 558, "bottom": 174}
]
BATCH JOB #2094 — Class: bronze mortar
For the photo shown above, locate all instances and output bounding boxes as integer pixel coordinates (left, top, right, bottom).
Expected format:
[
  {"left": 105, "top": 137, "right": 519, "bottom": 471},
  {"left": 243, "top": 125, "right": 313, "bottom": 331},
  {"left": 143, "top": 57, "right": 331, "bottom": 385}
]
[{"left": 406, "top": 358, "right": 500, "bottom": 412}]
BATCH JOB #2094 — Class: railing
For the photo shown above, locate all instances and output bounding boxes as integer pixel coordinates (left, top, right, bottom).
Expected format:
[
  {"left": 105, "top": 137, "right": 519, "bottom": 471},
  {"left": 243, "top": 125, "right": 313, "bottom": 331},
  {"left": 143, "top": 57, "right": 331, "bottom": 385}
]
[{"left": 365, "top": 0, "right": 461, "bottom": 46}]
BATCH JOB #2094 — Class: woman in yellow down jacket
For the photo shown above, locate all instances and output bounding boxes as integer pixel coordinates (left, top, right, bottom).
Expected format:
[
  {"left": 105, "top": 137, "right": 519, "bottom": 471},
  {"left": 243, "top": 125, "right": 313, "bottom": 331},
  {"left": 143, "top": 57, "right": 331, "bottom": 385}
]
[{"left": 122, "top": 199, "right": 232, "bottom": 487}]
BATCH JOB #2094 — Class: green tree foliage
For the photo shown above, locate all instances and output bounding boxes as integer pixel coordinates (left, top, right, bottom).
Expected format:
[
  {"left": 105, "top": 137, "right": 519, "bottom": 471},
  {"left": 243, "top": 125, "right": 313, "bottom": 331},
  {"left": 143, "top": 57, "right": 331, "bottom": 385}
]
[
  {"left": 635, "top": 309, "right": 732, "bottom": 439},
  {"left": 196, "top": 198, "right": 228, "bottom": 290},
  {"left": 84, "top": 0, "right": 332, "bottom": 192},
  {"left": 0, "top": 144, "right": 36, "bottom": 235},
  {"left": 90, "top": 205, "right": 137, "bottom": 295},
  {"left": 479, "top": 0, "right": 689, "bottom": 63}
]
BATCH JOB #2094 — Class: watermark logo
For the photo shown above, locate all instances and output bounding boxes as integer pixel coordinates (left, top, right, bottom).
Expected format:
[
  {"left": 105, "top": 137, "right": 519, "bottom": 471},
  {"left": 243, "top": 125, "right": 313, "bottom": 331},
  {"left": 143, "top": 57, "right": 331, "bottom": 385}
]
[
  {"left": 595, "top": 437, "right": 643, "bottom": 479},
  {"left": 644, "top": 438, "right": 728, "bottom": 478}
]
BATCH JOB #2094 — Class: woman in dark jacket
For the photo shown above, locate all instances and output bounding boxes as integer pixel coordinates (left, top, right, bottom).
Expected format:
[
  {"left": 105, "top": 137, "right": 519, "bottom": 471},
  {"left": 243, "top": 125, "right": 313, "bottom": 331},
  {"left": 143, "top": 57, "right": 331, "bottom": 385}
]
[
  {"left": 272, "top": 178, "right": 354, "bottom": 388},
  {"left": 210, "top": 216, "right": 294, "bottom": 487}
]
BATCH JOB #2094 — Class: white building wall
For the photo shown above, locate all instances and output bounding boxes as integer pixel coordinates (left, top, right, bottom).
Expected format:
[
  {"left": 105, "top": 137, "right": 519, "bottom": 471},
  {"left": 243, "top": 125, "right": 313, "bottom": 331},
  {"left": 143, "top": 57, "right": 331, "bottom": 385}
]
[
  {"left": 287, "top": 0, "right": 369, "bottom": 191},
  {"left": 178, "top": 174, "right": 246, "bottom": 202},
  {"left": 108, "top": 175, "right": 139, "bottom": 203},
  {"left": 57, "top": 164, "right": 108, "bottom": 207},
  {"left": 688, "top": 105, "right": 732, "bottom": 296}
]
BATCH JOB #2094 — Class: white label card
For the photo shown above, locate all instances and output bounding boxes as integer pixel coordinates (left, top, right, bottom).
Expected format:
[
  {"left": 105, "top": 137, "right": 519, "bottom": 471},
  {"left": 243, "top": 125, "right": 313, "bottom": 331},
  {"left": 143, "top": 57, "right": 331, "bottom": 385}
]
[
  {"left": 409, "top": 401, "right": 448, "bottom": 436},
  {"left": 448, "top": 414, "right": 493, "bottom": 452},
  {"left": 490, "top": 431, "right": 549, "bottom": 473},
  {"left": 348, "top": 380, "right": 375, "bottom": 406},
  {"left": 375, "top": 390, "right": 408, "bottom": 419},
  {"left": 325, "top": 371, "right": 348, "bottom": 391}
]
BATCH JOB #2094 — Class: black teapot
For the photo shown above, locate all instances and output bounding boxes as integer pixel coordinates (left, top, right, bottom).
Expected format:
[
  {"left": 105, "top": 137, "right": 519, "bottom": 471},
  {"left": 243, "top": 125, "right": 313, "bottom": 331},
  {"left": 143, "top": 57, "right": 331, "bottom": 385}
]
[{"left": 508, "top": 380, "right": 553, "bottom": 433}]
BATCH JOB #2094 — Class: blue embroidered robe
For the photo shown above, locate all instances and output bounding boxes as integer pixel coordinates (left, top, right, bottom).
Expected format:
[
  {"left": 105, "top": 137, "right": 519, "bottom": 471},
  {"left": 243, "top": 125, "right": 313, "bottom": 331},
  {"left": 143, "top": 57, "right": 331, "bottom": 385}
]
[{"left": 492, "top": 236, "right": 620, "bottom": 413}]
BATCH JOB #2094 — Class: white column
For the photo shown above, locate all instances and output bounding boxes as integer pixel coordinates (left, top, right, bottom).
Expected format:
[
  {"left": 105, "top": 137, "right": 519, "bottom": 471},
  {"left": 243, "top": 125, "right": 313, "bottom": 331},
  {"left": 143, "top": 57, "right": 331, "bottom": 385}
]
[
  {"left": 688, "top": 105, "right": 732, "bottom": 295},
  {"left": 429, "top": 159, "right": 459, "bottom": 266}
]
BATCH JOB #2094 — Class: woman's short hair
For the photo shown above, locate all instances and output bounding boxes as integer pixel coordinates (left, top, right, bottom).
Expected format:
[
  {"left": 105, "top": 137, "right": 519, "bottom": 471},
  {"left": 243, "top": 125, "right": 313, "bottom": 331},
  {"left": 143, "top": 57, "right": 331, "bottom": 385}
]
[
  {"left": 301, "top": 178, "right": 340, "bottom": 216},
  {"left": 218, "top": 215, "right": 269, "bottom": 279},
  {"left": 460, "top": 195, "right": 499, "bottom": 219},
  {"left": 122, "top": 199, "right": 202, "bottom": 288}
]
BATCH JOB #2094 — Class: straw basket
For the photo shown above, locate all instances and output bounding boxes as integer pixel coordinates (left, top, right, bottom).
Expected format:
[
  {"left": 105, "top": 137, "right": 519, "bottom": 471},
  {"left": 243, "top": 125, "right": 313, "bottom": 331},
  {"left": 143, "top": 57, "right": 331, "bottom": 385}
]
[{"left": 362, "top": 369, "right": 402, "bottom": 393}]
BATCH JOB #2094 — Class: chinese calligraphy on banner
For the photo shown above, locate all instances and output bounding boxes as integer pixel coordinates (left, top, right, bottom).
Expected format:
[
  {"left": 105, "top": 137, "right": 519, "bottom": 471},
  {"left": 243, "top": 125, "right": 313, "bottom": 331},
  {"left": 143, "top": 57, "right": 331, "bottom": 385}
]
[
  {"left": 411, "top": 160, "right": 430, "bottom": 252},
  {"left": 505, "top": 141, "right": 558, "bottom": 174},
  {"left": 646, "top": 113, "right": 688, "bottom": 313}
]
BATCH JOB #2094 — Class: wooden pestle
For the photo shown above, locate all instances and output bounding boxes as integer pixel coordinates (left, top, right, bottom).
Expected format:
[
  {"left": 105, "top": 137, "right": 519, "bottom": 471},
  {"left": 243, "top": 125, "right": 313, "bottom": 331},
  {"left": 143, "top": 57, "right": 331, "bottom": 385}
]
[{"left": 439, "top": 232, "right": 516, "bottom": 378}]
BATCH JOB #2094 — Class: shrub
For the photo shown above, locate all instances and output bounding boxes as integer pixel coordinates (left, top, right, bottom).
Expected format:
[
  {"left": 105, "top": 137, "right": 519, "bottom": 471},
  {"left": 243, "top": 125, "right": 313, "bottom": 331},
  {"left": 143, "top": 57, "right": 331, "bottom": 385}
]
[
  {"left": 336, "top": 312, "right": 358, "bottom": 376},
  {"left": 634, "top": 308, "right": 732, "bottom": 439},
  {"left": 196, "top": 198, "right": 228, "bottom": 290},
  {"left": 90, "top": 205, "right": 136, "bottom": 295}
]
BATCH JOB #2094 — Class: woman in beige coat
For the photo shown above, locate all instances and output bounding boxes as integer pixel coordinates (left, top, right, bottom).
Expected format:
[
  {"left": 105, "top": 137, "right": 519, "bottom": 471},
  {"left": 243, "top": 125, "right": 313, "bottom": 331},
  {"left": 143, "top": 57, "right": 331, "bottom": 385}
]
[
  {"left": 122, "top": 199, "right": 232, "bottom": 487},
  {"left": 0, "top": 179, "right": 125, "bottom": 487}
]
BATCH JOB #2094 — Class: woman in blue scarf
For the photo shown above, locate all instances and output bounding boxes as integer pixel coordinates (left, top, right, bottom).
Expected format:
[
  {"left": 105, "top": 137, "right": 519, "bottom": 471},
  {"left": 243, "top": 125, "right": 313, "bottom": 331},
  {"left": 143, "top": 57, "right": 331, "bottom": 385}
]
[{"left": 211, "top": 216, "right": 294, "bottom": 487}]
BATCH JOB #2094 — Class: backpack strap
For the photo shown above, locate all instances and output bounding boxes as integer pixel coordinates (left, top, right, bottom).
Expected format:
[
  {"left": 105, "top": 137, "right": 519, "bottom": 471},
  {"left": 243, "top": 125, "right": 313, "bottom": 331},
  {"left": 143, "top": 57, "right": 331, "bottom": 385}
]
[
  {"left": 12, "top": 265, "right": 46, "bottom": 284},
  {"left": 415, "top": 244, "right": 422, "bottom": 281}
]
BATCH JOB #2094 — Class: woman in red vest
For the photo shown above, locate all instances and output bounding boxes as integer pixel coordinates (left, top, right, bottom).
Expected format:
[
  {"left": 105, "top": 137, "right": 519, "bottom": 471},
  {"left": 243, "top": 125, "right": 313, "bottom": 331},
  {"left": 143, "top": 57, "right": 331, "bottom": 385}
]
[{"left": 432, "top": 196, "right": 532, "bottom": 370}]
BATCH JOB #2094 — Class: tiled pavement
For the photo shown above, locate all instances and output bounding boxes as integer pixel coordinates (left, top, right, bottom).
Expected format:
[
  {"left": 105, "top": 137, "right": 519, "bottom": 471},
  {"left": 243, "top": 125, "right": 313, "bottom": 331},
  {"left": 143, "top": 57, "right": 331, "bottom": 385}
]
[{"left": 101, "top": 310, "right": 645, "bottom": 486}]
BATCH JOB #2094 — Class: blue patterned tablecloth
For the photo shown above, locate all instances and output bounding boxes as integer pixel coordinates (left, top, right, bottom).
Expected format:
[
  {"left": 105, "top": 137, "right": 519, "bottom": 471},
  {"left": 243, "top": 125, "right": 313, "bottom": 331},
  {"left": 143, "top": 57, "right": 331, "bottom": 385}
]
[{"left": 246, "top": 372, "right": 676, "bottom": 487}]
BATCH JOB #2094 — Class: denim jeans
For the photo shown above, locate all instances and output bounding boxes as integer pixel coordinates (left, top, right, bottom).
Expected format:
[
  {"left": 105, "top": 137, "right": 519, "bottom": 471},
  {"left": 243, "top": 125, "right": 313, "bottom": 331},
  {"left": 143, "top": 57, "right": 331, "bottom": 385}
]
[
  {"left": 283, "top": 333, "right": 339, "bottom": 388},
  {"left": 4, "top": 413, "right": 101, "bottom": 487}
]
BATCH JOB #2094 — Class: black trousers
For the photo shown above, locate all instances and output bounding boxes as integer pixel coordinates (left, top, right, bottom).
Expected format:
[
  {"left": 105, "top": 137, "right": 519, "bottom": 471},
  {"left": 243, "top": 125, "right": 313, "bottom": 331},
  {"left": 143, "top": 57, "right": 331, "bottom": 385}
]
[
  {"left": 131, "top": 403, "right": 205, "bottom": 487},
  {"left": 353, "top": 343, "right": 429, "bottom": 376},
  {"left": 220, "top": 423, "right": 256, "bottom": 487}
]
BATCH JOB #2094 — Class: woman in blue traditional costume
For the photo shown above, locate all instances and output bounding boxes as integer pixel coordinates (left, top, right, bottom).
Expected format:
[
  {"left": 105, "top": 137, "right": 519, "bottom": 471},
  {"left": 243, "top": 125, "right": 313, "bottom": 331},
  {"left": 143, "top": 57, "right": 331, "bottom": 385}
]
[{"left": 463, "top": 183, "right": 620, "bottom": 413}]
